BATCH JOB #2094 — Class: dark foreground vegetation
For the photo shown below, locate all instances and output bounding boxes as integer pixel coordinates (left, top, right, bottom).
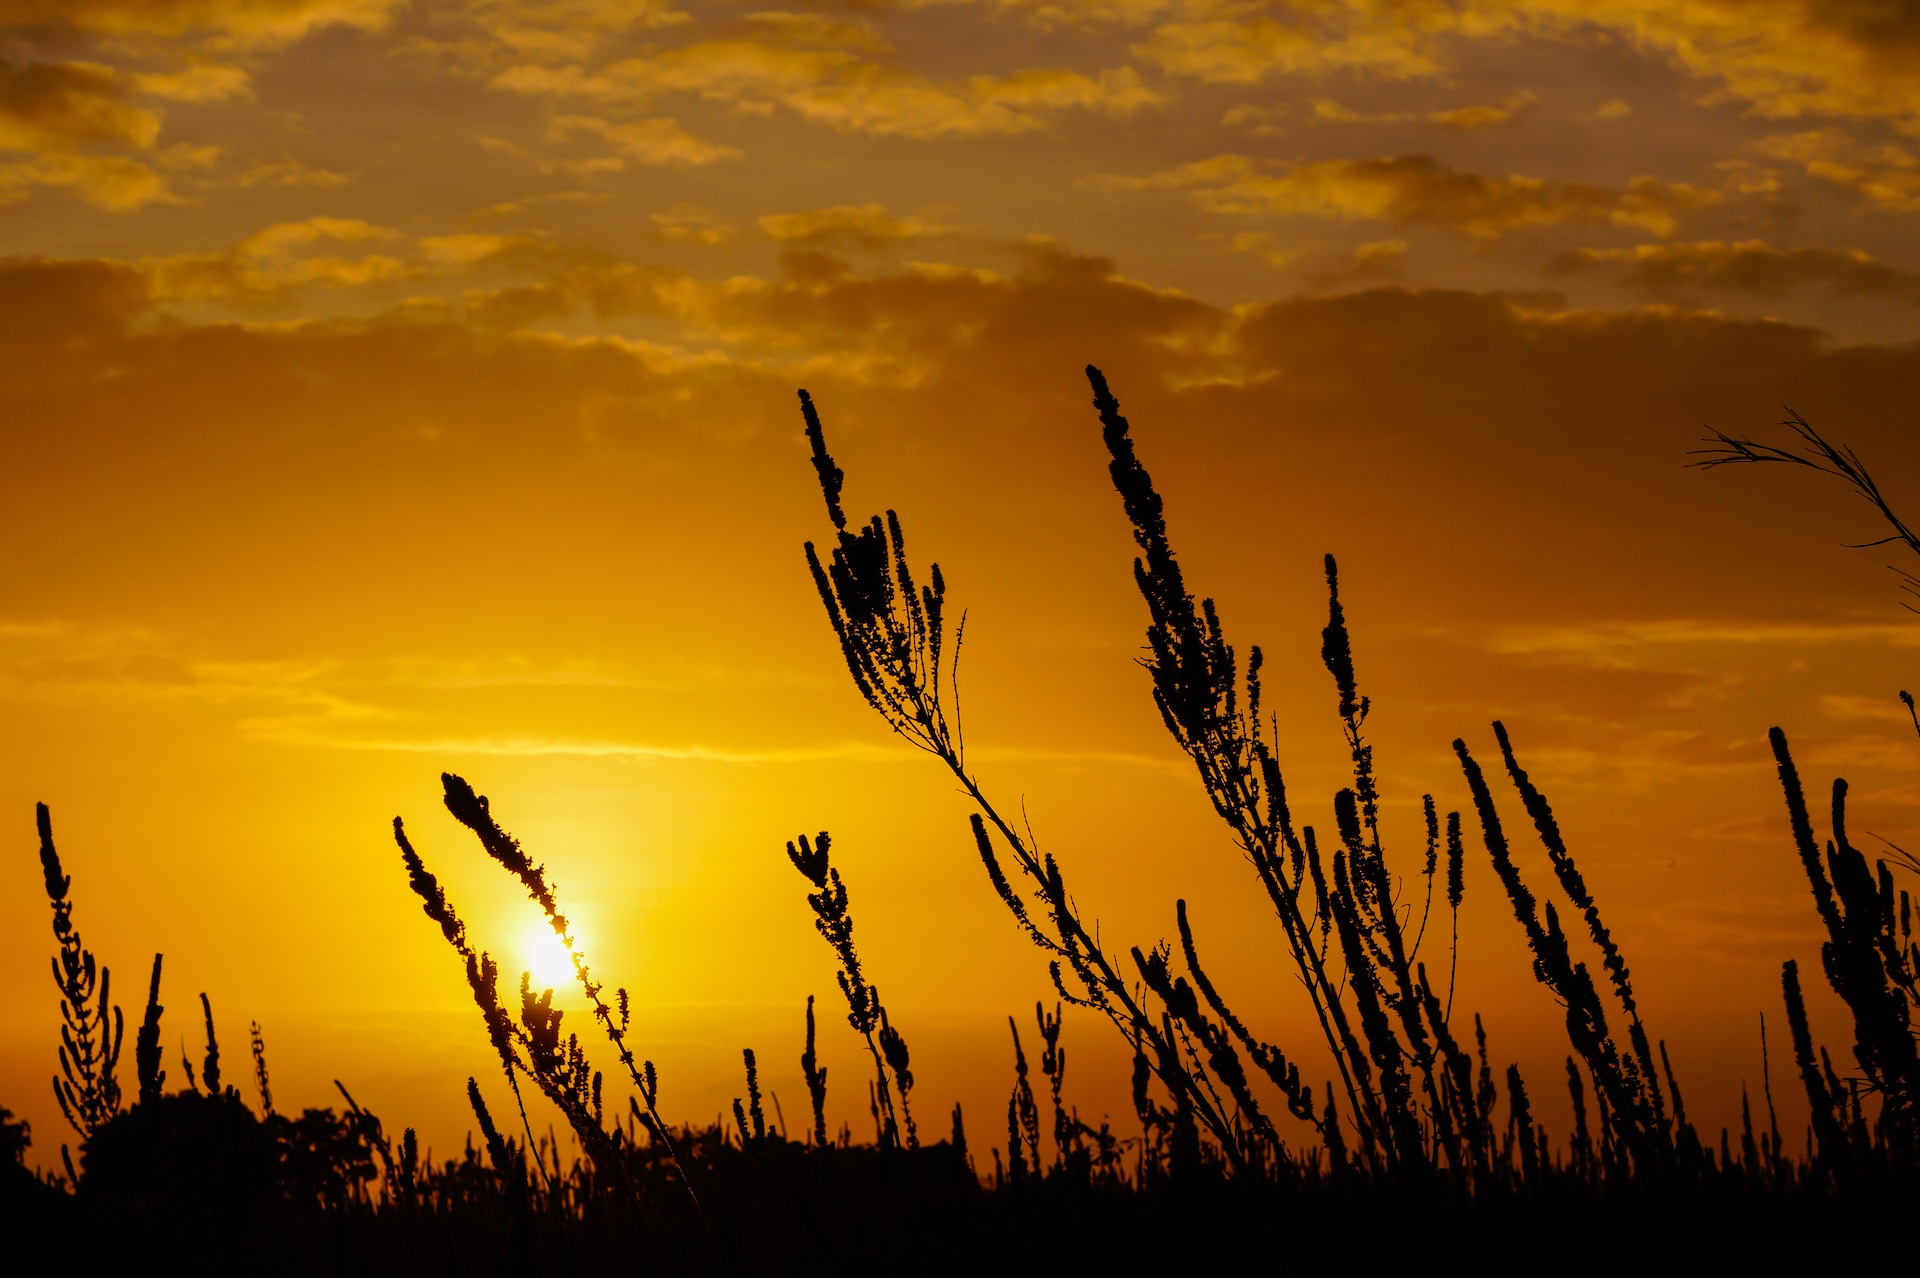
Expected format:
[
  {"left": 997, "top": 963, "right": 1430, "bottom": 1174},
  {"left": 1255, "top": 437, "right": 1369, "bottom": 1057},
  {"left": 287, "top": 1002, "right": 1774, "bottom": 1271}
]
[{"left": 4, "top": 372, "right": 1917, "bottom": 1272}]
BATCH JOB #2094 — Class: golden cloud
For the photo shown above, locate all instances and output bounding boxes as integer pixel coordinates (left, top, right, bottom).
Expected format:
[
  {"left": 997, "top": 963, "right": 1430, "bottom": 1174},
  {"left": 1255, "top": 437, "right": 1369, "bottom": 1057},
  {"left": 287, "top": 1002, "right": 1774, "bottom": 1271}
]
[
  {"left": 2, "top": 240, "right": 1917, "bottom": 718},
  {"left": 1134, "top": 9, "right": 1448, "bottom": 84},
  {"left": 1227, "top": 229, "right": 1291, "bottom": 267},
  {"left": 129, "top": 63, "right": 254, "bottom": 103},
  {"left": 0, "top": 0, "right": 405, "bottom": 48},
  {"left": 1007, "top": 0, "right": 1183, "bottom": 30},
  {"left": 0, "top": 61, "right": 161, "bottom": 153},
  {"left": 457, "top": 0, "right": 692, "bottom": 67},
  {"left": 1104, "top": 153, "right": 1719, "bottom": 238},
  {"left": 494, "top": 38, "right": 1164, "bottom": 139},
  {"left": 1128, "top": 1, "right": 1920, "bottom": 127},
  {"left": 1753, "top": 129, "right": 1920, "bottom": 211},
  {"left": 3, "top": 236, "right": 1914, "bottom": 602},
  {"left": 1311, "top": 91, "right": 1538, "bottom": 133},
  {"left": 738, "top": 12, "right": 890, "bottom": 54},
  {"left": 1549, "top": 239, "right": 1920, "bottom": 303},
  {"left": 546, "top": 113, "right": 741, "bottom": 165},
  {"left": 239, "top": 215, "right": 397, "bottom": 256},
  {"left": 228, "top": 156, "right": 352, "bottom": 187},
  {"left": 143, "top": 217, "right": 411, "bottom": 303},
  {"left": 755, "top": 203, "right": 958, "bottom": 248},
  {"left": 0, "top": 152, "right": 170, "bottom": 210},
  {"left": 648, "top": 207, "right": 733, "bottom": 246}
]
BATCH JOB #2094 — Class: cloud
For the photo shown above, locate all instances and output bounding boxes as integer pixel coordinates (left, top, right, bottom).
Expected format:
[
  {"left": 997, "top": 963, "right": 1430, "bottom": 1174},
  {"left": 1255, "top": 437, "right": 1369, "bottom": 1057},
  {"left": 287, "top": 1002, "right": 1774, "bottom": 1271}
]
[
  {"left": 1581, "top": 0, "right": 1920, "bottom": 124},
  {"left": 1753, "top": 129, "right": 1920, "bottom": 211},
  {"left": 0, "top": 152, "right": 170, "bottom": 210},
  {"left": 647, "top": 207, "right": 733, "bottom": 246},
  {"left": 1102, "top": 153, "right": 1720, "bottom": 239},
  {"left": 0, "top": 60, "right": 178, "bottom": 209},
  {"left": 239, "top": 215, "right": 398, "bottom": 256},
  {"left": 1822, "top": 693, "right": 1916, "bottom": 724},
  {"left": 1226, "top": 229, "right": 1292, "bottom": 267},
  {"left": 1003, "top": 0, "right": 1183, "bottom": 30},
  {"left": 264, "top": 730, "right": 909, "bottom": 763},
  {"left": 0, "top": 256, "right": 147, "bottom": 346},
  {"left": 1133, "top": 10, "right": 1449, "bottom": 84},
  {"left": 0, "top": 0, "right": 406, "bottom": 49},
  {"left": 143, "top": 217, "right": 411, "bottom": 303},
  {"left": 158, "top": 140, "right": 222, "bottom": 169},
  {"left": 1549, "top": 239, "right": 1920, "bottom": 304},
  {"left": 1224, "top": 231, "right": 1410, "bottom": 288},
  {"left": 546, "top": 113, "right": 741, "bottom": 166},
  {"left": 228, "top": 156, "right": 352, "bottom": 187},
  {"left": 129, "top": 63, "right": 254, "bottom": 103},
  {"left": 1425, "top": 94, "right": 1537, "bottom": 134},
  {"left": 453, "top": 0, "right": 692, "bottom": 67},
  {"left": 755, "top": 203, "right": 958, "bottom": 248},
  {"left": 1474, "top": 620, "right": 1920, "bottom": 662},
  {"left": 0, "top": 622, "right": 365, "bottom": 721},
  {"left": 1310, "top": 91, "right": 1538, "bottom": 134},
  {"left": 1221, "top": 101, "right": 1287, "bottom": 134},
  {"left": 419, "top": 232, "right": 523, "bottom": 265},
  {"left": 738, "top": 11, "right": 889, "bottom": 54},
  {"left": 1302, "top": 237, "right": 1409, "bottom": 287},
  {"left": 1128, "top": 2, "right": 1920, "bottom": 128},
  {"left": 493, "top": 38, "right": 1165, "bottom": 139},
  {"left": 0, "top": 61, "right": 161, "bottom": 152},
  {"left": 2, "top": 239, "right": 1918, "bottom": 647}
]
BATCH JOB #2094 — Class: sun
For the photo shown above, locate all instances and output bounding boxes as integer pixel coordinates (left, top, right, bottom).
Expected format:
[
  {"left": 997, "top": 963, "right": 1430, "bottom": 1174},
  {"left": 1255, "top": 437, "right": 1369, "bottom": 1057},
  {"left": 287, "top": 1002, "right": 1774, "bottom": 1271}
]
[{"left": 520, "top": 922, "right": 577, "bottom": 993}]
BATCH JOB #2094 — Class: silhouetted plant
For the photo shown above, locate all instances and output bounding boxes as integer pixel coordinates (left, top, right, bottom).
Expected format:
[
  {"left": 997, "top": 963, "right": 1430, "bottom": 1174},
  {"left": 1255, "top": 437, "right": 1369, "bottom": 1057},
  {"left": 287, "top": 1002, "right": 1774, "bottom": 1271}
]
[
  {"left": 134, "top": 953, "right": 165, "bottom": 1106},
  {"left": 1004, "top": 1018, "right": 1040, "bottom": 1183},
  {"left": 798, "top": 387, "right": 1243, "bottom": 1168},
  {"left": 395, "top": 777, "right": 706, "bottom": 1216},
  {"left": 950, "top": 1103, "right": 970, "bottom": 1173},
  {"left": 1765, "top": 728, "right": 1919, "bottom": 1156},
  {"left": 1034, "top": 1002, "right": 1072, "bottom": 1172},
  {"left": 37, "top": 803, "right": 124, "bottom": 1140},
  {"left": 785, "top": 830, "right": 916, "bottom": 1148},
  {"left": 1088, "top": 368, "right": 1568, "bottom": 1182},
  {"left": 1453, "top": 724, "right": 1679, "bottom": 1171},
  {"left": 467, "top": 1076, "right": 527, "bottom": 1212},
  {"left": 1087, "top": 366, "right": 1495, "bottom": 1175},
  {"left": 1692, "top": 410, "right": 1920, "bottom": 1168},
  {"left": 198, "top": 993, "right": 222, "bottom": 1098},
  {"left": 800, "top": 995, "right": 829, "bottom": 1148},
  {"left": 731, "top": 1049, "right": 767, "bottom": 1147},
  {"left": 250, "top": 1020, "right": 274, "bottom": 1118},
  {"left": 436, "top": 775, "right": 690, "bottom": 1179},
  {"left": 1692, "top": 410, "right": 1920, "bottom": 609}
]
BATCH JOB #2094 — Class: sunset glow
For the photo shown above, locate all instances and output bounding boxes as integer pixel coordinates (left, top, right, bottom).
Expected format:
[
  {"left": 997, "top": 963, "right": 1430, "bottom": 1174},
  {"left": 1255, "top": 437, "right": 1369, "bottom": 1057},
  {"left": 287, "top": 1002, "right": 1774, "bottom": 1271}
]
[
  {"left": 521, "top": 921, "right": 578, "bottom": 995},
  {"left": 2, "top": 0, "right": 1918, "bottom": 1181}
]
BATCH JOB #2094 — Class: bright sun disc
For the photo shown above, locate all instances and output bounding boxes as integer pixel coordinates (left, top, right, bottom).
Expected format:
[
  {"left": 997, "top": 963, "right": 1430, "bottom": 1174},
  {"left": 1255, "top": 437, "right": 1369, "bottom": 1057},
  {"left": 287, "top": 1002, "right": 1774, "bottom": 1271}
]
[{"left": 521, "top": 923, "right": 576, "bottom": 993}]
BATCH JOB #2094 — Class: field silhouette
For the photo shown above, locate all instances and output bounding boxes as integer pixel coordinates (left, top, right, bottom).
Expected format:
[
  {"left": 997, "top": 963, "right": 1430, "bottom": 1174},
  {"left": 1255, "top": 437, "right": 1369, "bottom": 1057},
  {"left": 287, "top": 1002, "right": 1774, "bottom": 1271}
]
[{"left": 3, "top": 367, "right": 1916, "bottom": 1272}]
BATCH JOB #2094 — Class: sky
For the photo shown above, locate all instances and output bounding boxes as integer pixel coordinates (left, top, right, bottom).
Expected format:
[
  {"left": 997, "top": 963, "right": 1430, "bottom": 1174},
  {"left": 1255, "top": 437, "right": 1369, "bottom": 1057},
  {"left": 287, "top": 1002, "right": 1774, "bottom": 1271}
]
[{"left": 3, "top": 0, "right": 1920, "bottom": 1171}]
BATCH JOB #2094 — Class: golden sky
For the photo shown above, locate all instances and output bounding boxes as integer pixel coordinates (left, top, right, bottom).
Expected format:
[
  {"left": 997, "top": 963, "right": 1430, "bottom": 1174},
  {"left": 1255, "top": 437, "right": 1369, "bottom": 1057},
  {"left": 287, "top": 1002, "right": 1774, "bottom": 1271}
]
[{"left": 3, "top": 0, "right": 1920, "bottom": 1166}]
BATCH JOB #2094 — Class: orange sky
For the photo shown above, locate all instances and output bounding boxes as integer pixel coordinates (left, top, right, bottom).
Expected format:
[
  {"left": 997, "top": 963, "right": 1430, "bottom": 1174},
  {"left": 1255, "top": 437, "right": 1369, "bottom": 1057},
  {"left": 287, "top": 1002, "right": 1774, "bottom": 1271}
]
[{"left": 3, "top": 0, "right": 1920, "bottom": 1170}]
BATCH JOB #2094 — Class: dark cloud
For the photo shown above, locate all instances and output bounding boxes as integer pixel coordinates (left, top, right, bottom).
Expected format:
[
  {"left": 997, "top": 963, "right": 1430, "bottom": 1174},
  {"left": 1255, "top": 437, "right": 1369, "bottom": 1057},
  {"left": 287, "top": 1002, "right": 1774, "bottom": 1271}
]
[
  {"left": 1549, "top": 240, "right": 1920, "bottom": 304},
  {"left": 1109, "top": 153, "right": 1721, "bottom": 239},
  {"left": 0, "top": 60, "right": 158, "bottom": 151}
]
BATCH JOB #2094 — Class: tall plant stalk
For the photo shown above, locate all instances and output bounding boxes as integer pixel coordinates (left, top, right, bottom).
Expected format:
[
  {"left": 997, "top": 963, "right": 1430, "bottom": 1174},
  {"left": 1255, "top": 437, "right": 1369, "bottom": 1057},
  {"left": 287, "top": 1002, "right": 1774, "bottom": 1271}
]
[
  {"left": 797, "top": 387, "right": 1244, "bottom": 1169},
  {"left": 38, "top": 803, "right": 124, "bottom": 1139}
]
